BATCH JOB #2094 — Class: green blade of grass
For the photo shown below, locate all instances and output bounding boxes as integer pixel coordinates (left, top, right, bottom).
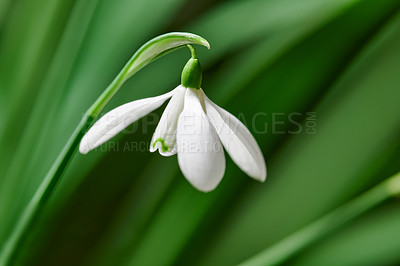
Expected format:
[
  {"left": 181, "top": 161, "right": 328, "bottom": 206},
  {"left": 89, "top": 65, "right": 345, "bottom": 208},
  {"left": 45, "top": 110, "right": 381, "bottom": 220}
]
[
  {"left": 0, "top": 0, "right": 11, "bottom": 27},
  {"left": 238, "top": 171, "right": 400, "bottom": 266},
  {"left": 0, "top": 0, "right": 100, "bottom": 244},
  {"left": 291, "top": 202, "right": 400, "bottom": 266},
  {"left": 0, "top": 0, "right": 76, "bottom": 177},
  {"left": 288, "top": 146, "right": 400, "bottom": 266}
]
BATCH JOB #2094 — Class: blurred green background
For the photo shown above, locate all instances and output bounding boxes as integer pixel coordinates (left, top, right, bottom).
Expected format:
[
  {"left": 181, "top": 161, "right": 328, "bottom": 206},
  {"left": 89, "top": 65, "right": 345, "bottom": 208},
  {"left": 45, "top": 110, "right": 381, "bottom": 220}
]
[{"left": 1, "top": 0, "right": 400, "bottom": 265}]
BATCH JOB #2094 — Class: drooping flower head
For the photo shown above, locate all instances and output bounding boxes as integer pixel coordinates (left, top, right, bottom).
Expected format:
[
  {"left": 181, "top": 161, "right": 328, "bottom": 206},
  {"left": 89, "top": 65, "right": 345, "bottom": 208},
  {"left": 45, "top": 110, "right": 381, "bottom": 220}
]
[{"left": 80, "top": 45, "right": 266, "bottom": 192}]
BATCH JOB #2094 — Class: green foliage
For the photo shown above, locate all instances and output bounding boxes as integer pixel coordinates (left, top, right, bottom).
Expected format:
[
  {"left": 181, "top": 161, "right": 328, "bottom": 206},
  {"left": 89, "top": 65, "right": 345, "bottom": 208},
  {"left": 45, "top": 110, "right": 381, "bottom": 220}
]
[{"left": 0, "top": 0, "right": 400, "bottom": 265}]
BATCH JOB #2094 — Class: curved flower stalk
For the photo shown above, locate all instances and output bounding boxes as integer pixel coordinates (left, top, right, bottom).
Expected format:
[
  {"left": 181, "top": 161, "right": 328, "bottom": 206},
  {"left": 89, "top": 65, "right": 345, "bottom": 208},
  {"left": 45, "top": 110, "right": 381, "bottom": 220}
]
[{"left": 80, "top": 45, "right": 267, "bottom": 192}]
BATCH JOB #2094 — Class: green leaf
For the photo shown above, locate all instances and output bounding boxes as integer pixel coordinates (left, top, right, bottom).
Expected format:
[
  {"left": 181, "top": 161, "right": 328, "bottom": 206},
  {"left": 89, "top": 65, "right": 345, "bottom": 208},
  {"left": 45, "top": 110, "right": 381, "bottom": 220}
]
[
  {"left": 238, "top": 171, "right": 400, "bottom": 266},
  {"left": 289, "top": 146, "right": 400, "bottom": 266},
  {"left": 125, "top": 33, "right": 209, "bottom": 79},
  {"left": 0, "top": 0, "right": 78, "bottom": 242},
  {"left": 0, "top": 0, "right": 75, "bottom": 180},
  {"left": 291, "top": 202, "right": 400, "bottom": 266}
]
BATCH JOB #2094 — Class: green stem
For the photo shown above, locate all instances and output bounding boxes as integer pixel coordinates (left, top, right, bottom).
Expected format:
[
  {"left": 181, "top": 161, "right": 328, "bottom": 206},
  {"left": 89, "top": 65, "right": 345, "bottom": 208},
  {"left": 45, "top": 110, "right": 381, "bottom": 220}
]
[
  {"left": 0, "top": 32, "right": 210, "bottom": 266},
  {"left": 239, "top": 171, "right": 400, "bottom": 266},
  {"left": 187, "top": 44, "right": 198, "bottom": 59}
]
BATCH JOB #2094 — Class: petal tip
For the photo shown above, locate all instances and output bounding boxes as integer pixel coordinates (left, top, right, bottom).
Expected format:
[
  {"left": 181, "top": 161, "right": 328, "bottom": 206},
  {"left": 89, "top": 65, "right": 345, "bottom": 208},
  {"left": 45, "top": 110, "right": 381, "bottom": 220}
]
[
  {"left": 247, "top": 166, "right": 267, "bottom": 183},
  {"left": 259, "top": 173, "right": 267, "bottom": 183},
  {"left": 254, "top": 165, "right": 267, "bottom": 182},
  {"left": 256, "top": 168, "right": 267, "bottom": 182},
  {"left": 79, "top": 141, "right": 90, "bottom": 154},
  {"left": 198, "top": 187, "right": 215, "bottom": 193},
  {"left": 79, "top": 147, "right": 89, "bottom": 155},
  {"left": 190, "top": 180, "right": 218, "bottom": 193}
]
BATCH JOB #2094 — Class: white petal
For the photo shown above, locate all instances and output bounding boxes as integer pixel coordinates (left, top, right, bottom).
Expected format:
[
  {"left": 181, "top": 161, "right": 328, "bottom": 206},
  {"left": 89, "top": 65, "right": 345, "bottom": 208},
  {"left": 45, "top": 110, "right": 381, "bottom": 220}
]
[
  {"left": 177, "top": 88, "right": 225, "bottom": 192},
  {"left": 150, "top": 85, "right": 186, "bottom": 156},
  {"left": 203, "top": 90, "right": 266, "bottom": 181},
  {"left": 79, "top": 89, "right": 175, "bottom": 154}
]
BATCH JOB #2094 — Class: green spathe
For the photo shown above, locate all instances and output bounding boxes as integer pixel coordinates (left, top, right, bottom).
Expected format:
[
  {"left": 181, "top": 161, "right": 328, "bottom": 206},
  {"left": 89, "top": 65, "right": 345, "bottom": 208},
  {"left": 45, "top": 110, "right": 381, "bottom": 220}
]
[{"left": 87, "top": 33, "right": 209, "bottom": 117}]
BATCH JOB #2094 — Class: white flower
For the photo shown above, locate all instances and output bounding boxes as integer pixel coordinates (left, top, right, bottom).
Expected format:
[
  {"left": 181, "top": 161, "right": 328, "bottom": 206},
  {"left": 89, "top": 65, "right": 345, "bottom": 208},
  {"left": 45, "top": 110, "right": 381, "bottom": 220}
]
[{"left": 80, "top": 85, "right": 266, "bottom": 192}]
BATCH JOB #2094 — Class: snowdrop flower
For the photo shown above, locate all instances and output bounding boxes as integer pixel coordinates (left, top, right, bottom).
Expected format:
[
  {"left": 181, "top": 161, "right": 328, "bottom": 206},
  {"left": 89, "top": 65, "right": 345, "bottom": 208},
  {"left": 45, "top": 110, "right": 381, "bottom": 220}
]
[{"left": 80, "top": 45, "right": 266, "bottom": 192}]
